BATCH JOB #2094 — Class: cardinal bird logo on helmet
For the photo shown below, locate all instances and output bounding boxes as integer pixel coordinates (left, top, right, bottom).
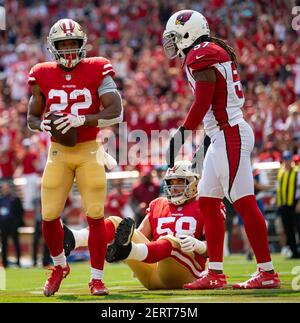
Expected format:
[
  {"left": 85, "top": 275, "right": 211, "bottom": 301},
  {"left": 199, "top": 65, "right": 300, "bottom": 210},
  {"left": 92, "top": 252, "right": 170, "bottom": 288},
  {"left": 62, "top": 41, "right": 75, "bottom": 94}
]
[{"left": 175, "top": 11, "right": 194, "bottom": 26}]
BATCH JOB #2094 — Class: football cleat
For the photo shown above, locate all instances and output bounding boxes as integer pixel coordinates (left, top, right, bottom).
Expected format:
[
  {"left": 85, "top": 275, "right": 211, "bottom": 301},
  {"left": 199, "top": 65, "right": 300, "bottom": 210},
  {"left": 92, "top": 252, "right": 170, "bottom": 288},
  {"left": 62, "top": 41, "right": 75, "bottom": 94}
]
[
  {"left": 183, "top": 270, "right": 227, "bottom": 290},
  {"left": 232, "top": 268, "right": 280, "bottom": 289},
  {"left": 89, "top": 279, "right": 109, "bottom": 296},
  {"left": 63, "top": 224, "right": 76, "bottom": 257},
  {"left": 105, "top": 218, "right": 135, "bottom": 263},
  {"left": 43, "top": 264, "right": 70, "bottom": 297}
]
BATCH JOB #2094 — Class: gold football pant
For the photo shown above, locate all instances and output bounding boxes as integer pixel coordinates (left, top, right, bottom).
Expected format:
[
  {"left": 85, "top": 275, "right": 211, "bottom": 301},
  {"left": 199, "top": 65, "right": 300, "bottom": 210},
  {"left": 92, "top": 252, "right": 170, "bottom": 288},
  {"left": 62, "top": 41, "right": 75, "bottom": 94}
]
[
  {"left": 42, "top": 141, "right": 106, "bottom": 221},
  {"left": 108, "top": 216, "right": 198, "bottom": 290}
]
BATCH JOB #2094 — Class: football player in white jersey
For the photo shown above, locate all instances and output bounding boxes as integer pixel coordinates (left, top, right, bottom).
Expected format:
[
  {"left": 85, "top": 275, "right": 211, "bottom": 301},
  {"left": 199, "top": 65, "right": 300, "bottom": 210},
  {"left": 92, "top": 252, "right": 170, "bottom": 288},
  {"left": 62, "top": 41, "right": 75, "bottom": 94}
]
[{"left": 163, "top": 10, "right": 280, "bottom": 289}]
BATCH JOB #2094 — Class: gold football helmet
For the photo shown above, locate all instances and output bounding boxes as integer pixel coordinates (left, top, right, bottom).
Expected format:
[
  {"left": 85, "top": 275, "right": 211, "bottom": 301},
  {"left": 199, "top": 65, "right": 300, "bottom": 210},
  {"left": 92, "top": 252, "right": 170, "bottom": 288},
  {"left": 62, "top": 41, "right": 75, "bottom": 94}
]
[
  {"left": 164, "top": 160, "right": 200, "bottom": 205},
  {"left": 47, "top": 18, "right": 87, "bottom": 68}
]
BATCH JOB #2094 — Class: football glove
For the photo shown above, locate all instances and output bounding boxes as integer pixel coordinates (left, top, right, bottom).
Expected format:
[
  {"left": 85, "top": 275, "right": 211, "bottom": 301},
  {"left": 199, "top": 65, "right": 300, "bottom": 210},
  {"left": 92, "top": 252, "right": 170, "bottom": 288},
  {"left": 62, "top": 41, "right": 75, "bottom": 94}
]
[
  {"left": 40, "top": 119, "right": 52, "bottom": 135},
  {"left": 166, "top": 126, "right": 189, "bottom": 168},
  {"left": 178, "top": 235, "right": 207, "bottom": 254},
  {"left": 54, "top": 114, "right": 86, "bottom": 134}
]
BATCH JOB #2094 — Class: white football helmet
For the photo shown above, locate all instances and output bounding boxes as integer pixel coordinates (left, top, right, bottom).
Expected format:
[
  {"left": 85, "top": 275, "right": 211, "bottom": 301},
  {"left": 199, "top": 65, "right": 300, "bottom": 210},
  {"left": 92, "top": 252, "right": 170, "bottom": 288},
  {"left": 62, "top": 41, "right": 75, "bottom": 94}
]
[
  {"left": 47, "top": 19, "right": 87, "bottom": 68},
  {"left": 163, "top": 10, "right": 210, "bottom": 59},
  {"left": 164, "top": 160, "right": 200, "bottom": 206}
]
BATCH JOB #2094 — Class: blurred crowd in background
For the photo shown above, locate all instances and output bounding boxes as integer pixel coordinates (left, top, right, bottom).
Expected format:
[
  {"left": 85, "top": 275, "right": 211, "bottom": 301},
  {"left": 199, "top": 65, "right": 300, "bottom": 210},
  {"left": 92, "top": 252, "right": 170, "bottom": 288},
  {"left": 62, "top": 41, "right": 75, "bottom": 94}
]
[{"left": 0, "top": 0, "right": 300, "bottom": 265}]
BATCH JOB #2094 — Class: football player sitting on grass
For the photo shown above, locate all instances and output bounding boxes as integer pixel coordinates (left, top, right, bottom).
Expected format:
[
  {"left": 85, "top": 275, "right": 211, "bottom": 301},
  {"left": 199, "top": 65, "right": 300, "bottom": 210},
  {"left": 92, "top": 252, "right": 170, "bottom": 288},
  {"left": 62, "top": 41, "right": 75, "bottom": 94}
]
[{"left": 63, "top": 161, "right": 210, "bottom": 289}]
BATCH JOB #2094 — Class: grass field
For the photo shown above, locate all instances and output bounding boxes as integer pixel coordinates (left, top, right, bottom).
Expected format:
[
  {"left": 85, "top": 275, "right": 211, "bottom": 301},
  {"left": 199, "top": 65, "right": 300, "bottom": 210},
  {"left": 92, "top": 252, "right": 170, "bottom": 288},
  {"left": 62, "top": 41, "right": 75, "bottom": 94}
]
[{"left": 0, "top": 255, "right": 300, "bottom": 303}]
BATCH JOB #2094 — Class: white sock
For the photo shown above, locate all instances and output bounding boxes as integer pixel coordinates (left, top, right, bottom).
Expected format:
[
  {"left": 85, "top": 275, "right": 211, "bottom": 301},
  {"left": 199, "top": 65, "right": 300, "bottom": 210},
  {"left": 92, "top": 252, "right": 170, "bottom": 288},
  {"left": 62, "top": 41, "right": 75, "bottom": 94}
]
[
  {"left": 91, "top": 268, "right": 103, "bottom": 281},
  {"left": 71, "top": 228, "right": 89, "bottom": 249},
  {"left": 258, "top": 261, "right": 274, "bottom": 272},
  {"left": 208, "top": 262, "right": 223, "bottom": 271},
  {"left": 127, "top": 243, "right": 148, "bottom": 261},
  {"left": 52, "top": 251, "right": 67, "bottom": 268}
]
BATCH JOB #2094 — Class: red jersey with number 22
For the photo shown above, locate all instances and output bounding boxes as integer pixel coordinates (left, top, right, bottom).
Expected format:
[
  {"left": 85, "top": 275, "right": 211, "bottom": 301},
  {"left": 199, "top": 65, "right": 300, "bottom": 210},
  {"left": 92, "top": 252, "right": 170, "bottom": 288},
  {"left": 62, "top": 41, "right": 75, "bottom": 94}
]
[{"left": 28, "top": 57, "right": 115, "bottom": 143}]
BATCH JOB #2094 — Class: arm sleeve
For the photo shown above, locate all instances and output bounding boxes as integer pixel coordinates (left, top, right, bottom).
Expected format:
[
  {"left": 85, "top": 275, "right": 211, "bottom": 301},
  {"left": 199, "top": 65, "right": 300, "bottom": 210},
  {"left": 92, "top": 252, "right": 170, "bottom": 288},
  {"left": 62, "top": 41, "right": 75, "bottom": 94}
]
[
  {"left": 183, "top": 80, "right": 216, "bottom": 131},
  {"left": 98, "top": 75, "right": 118, "bottom": 97}
]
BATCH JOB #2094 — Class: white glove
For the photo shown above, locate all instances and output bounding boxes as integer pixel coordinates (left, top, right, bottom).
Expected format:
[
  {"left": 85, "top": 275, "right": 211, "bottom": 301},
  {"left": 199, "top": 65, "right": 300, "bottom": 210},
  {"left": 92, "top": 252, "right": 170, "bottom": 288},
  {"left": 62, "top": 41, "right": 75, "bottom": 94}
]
[
  {"left": 103, "top": 151, "right": 118, "bottom": 170},
  {"left": 54, "top": 114, "right": 86, "bottom": 134},
  {"left": 96, "top": 146, "right": 118, "bottom": 170},
  {"left": 40, "top": 119, "right": 52, "bottom": 135},
  {"left": 178, "top": 235, "right": 207, "bottom": 254}
]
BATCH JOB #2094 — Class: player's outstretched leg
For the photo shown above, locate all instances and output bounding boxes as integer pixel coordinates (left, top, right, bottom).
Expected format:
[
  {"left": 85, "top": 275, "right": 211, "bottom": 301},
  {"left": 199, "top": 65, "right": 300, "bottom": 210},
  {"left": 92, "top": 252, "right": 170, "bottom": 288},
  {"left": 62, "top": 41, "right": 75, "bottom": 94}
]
[{"left": 106, "top": 218, "right": 135, "bottom": 263}]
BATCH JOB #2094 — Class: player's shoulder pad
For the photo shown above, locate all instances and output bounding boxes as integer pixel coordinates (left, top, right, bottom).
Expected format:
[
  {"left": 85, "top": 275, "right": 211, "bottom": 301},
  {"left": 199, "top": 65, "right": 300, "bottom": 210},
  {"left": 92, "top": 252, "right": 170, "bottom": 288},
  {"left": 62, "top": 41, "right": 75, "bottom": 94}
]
[
  {"left": 84, "top": 56, "right": 115, "bottom": 78},
  {"left": 28, "top": 62, "right": 56, "bottom": 86},
  {"left": 186, "top": 42, "right": 229, "bottom": 72}
]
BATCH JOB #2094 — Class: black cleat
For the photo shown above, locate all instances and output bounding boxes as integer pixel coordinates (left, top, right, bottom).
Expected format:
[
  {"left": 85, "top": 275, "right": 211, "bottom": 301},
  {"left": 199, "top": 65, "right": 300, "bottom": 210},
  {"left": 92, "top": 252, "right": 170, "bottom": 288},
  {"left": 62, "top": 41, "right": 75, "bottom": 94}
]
[
  {"left": 63, "top": 224, "right": 76, "bottom": 257},
  {"left": 106, "top": 218, "right": 135, "bottom": 263}
]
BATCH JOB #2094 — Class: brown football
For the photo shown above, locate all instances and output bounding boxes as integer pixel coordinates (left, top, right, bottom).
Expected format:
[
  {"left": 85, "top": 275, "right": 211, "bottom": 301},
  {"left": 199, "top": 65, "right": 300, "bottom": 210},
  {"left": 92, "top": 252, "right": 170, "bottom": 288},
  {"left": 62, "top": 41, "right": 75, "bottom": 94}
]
[{"left": 46, "top": 113, "right": 77, "bottom": 147}]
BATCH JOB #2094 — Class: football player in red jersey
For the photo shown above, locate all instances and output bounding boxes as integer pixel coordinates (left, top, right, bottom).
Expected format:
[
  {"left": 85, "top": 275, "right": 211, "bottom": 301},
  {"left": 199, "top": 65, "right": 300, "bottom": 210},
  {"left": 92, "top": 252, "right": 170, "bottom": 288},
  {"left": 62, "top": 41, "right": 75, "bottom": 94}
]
[
  {"left": 63, "top": 161, "right": 209, "bottom": 289},
  {"left": 163, "top": 10, "right": 280, "bottom": 289},
  {"left": 27, "top": 19, "right": 123, "bottom": 296}
]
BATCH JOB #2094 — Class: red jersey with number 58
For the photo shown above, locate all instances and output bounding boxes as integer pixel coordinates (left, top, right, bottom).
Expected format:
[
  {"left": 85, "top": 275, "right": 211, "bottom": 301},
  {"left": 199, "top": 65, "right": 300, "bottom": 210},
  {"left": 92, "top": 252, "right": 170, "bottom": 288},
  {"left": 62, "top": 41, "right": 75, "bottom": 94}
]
[
  {"left": 185, "top": 41, "right": 245, "bottom": 138},
  {"left": 28, "top": 57, "right": 115, "bottom": 143},
  {"left": 147, "top": 197, "right": 206, "bottom": 276},
  {"left": 147, "top": 197, "right": 205, "bottom": 241}
]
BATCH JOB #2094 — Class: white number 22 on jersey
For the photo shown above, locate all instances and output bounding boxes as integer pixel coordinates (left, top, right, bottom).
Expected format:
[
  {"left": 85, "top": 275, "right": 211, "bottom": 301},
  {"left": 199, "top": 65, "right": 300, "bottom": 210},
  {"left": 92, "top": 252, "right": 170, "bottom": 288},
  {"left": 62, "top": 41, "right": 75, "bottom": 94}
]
[
  {"left": 156, "top": 216, "right": 197, "bottom": 237},
  {"left": 48, "top": 88, "right": 92, "bottom": 115}
]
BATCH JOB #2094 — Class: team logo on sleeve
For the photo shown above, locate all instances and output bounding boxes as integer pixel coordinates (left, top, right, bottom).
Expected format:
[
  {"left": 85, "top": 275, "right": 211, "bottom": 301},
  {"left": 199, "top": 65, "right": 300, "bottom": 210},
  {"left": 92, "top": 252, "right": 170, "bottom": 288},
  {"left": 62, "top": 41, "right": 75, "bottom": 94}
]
[{"left": 175, "top": 11, "right": 194, "bottom": 26}]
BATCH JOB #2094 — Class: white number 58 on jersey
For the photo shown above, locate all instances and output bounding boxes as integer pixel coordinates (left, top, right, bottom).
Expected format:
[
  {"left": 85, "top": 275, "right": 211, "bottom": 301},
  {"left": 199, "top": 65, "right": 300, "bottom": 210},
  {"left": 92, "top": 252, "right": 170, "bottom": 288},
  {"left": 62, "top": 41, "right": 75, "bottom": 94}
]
[{"left": 157, "top": 216, "right": 197, "bottom": 237}]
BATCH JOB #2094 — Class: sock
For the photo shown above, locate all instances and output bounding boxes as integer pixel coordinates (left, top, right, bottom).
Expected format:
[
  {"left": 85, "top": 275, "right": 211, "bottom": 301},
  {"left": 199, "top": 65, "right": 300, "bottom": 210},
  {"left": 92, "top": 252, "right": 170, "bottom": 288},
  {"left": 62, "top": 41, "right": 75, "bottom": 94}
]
[
  {"left": 233, "top": 195, "right": 272, "bottom": 264},
  {"left": 87, "top": 217, "right": 107, "bottom": 272},
  {"left": 127, "top": 243, "right": 148, "bottom": 261},
  {"left": 71, "top": 228, "right": 89, "bottom": 249},
  {"left": 144, "top": 240, "right": 173, "bottom": 263},
  {"left": 105, "top": 218, "right": 116, "bottom": 244},
  {"left": 90, "top": 268, "right": 103, "bottom": 281},
  {"left": 42, "top": 218, "right": 64, "bottom": 257},
  {"left": 208, "top": 262, "right": 223, "bottom": 271},
  {"left": 257, "top": 261, "right": 274, "bottom": 272},
  {"left": 52, "top": 251, "right": 67, "bottom": 268},
  {"left": 198, "top": 197, "right": 224, "bottom": 266}
]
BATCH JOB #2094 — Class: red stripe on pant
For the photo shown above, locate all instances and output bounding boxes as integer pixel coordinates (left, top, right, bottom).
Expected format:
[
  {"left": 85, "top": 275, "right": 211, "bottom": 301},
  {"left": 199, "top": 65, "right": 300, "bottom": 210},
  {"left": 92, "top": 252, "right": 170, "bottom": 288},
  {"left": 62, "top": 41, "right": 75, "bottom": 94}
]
[{"left": 223, "top": 124, "right": 241, "bottom": 202}]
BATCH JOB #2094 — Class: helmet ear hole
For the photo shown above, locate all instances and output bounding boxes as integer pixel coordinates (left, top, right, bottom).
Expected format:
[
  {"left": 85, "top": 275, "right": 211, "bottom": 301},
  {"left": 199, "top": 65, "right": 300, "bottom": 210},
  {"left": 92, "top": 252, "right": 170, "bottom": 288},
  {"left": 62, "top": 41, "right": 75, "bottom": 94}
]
[{"left": 183, "top": 32, "right": 189, "bottom": 39}]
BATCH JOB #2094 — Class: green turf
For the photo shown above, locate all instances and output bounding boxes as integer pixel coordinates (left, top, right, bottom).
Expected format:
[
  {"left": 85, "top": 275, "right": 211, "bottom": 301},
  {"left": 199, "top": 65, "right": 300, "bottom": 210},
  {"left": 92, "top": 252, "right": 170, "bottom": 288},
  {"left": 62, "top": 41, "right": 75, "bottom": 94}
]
[{"left": 0, "top": 255, "right": 299, "bottom": 303}]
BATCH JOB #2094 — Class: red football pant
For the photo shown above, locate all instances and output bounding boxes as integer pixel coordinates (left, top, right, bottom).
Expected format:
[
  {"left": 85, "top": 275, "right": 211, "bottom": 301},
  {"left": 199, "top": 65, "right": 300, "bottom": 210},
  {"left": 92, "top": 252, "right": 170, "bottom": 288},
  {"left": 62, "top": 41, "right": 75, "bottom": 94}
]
[
  {"left": 198, "top": 197, "right": 224, "bottom": 263},
  {"left": 87, "top": 217, "right": 107, "bottom": 270},
  {"left": 233, "top": 195, "right": 271, "bottom": 264},
  {"left": 42, "top": 218, "right": 64, "bottom": 257},
  {"left": 144, "top": 239, "right": 173, "bottom": 263}
]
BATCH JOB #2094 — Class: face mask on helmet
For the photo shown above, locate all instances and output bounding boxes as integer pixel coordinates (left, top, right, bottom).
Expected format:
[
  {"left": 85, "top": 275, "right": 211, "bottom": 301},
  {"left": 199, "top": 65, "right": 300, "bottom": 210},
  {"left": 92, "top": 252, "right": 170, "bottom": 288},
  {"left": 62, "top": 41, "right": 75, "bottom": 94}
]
[
  {"left": 162, "top": 31, "right": 183, "bottom": 59},
  {"left": 53, "top": 39, "right": 85, "bottom": 69},
  {"left": 163, "top": 176, "right": 199, "bottom": 206}
]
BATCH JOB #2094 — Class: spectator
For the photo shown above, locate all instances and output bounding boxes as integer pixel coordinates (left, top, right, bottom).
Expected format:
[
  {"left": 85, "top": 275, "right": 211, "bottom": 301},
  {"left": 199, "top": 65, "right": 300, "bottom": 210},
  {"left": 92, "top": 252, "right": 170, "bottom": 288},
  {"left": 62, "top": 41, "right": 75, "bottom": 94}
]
[
  {"left": 32, "top": 189, "right": 51, "bottom": 267},
  {"left": 104, "top": 179, "right": 130, "bottom": 218},
  {"left": 130, "top": 168, "right": 160, "bottom": 226},
  {"left": 277, "top": 151, "right": 300, "bottom": 259},
  {"left": 19, "top": 139, "right": 39, "bottom": 211},
  {"left": 0, "top": 181, "right": 24, "bottom": 268}
]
